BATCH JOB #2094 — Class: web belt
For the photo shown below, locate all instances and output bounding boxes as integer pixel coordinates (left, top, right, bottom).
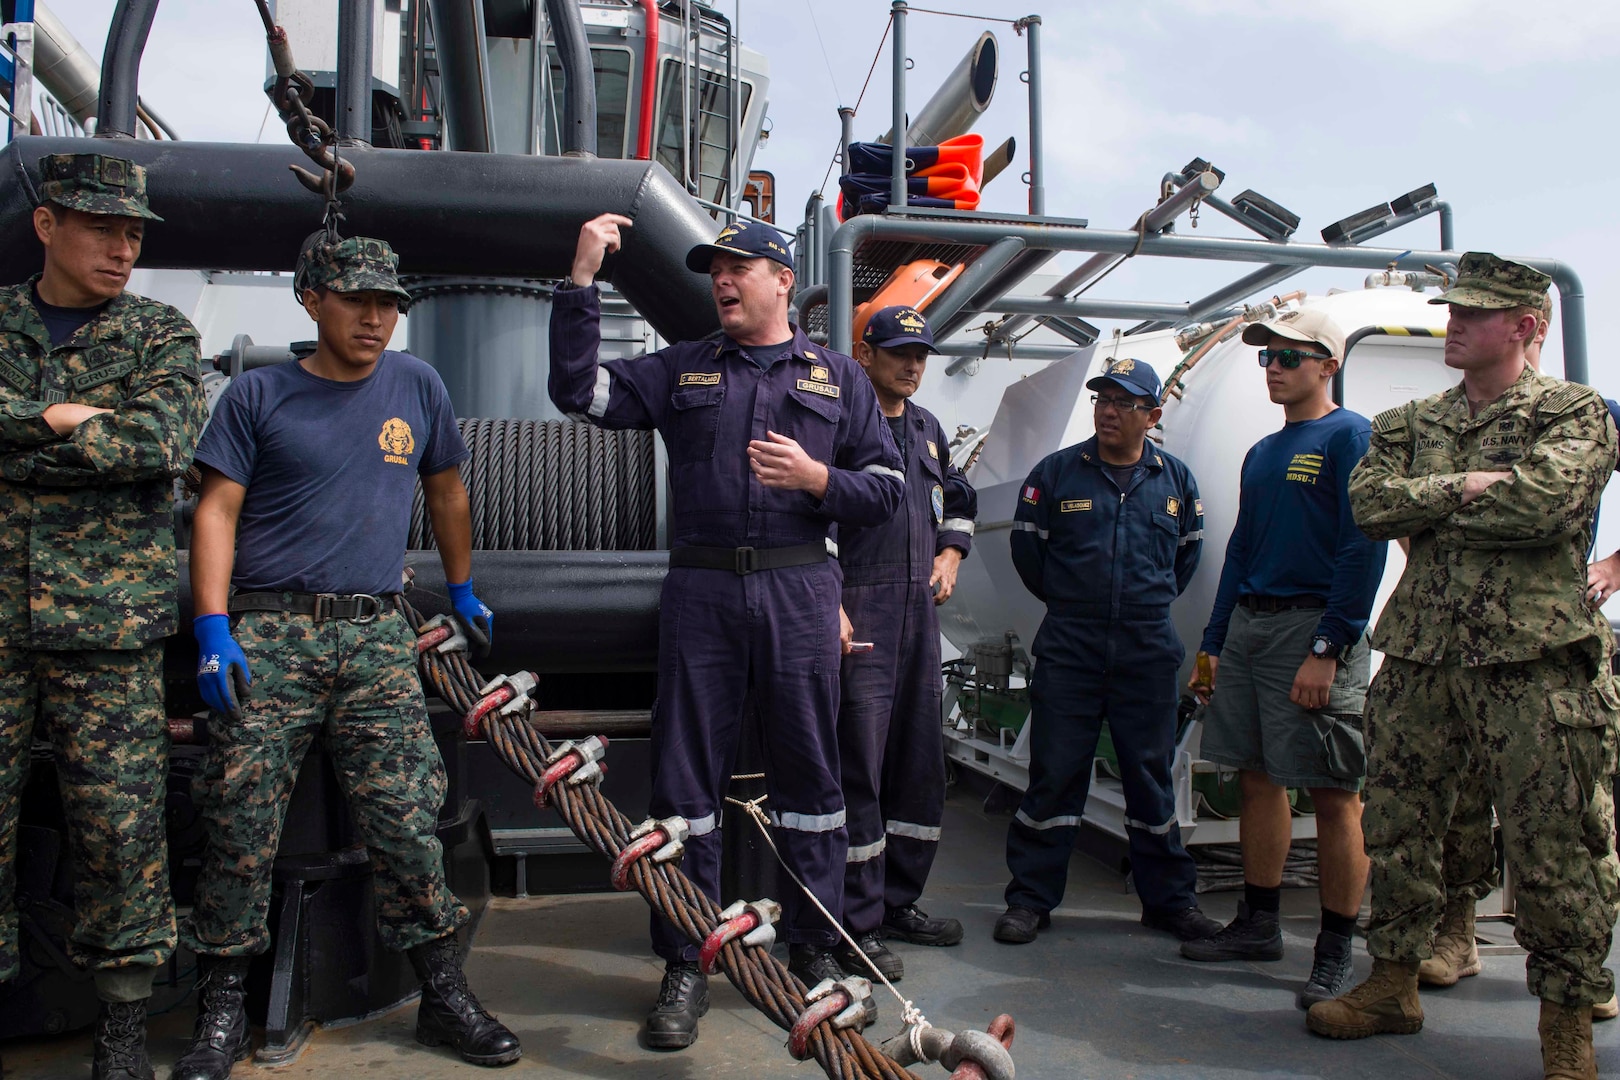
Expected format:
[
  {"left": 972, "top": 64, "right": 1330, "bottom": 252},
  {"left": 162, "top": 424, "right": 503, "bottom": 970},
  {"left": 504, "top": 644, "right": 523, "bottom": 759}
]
[
  {"left": 228, "top": 590, "right": 401, "bottom": 624},
  {"left": 667, "top": 541, "right": 827, "bottom": 576}
]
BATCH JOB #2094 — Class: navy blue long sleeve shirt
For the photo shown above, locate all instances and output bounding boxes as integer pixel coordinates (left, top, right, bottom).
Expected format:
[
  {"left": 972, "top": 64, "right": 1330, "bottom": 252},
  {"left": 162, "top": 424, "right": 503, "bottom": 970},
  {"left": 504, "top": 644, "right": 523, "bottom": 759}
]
[
  {"left": 1011, "top": 436, "right": 1203, "bottom": 612},
  {"left": 835, "top": 400, "right": 976, "bottom": 586},
  {"left": 547, "top": 282, "right": 904, "bottom": 547},
  {"left": 1200, "top": 408, "right": 1386, "bottom": 655}
]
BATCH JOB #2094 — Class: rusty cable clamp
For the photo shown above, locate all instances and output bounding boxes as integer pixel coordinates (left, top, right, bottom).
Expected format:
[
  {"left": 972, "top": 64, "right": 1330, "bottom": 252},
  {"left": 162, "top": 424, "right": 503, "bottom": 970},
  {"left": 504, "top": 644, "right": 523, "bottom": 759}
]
[
  {"left": 462, "top": 670, "right": 539, "bottom": 738},
  {"left": 609, "top": 816, "right": 690, "bottom": 891},
  {"left": 532, "top": 735, "right": 609, "bottom": 807},
  {"left": 698, "top": 898, "right": 782, "bottom": 974},
  {"left": 790, "top": 977, "right": 876, "bottom": 1059}
]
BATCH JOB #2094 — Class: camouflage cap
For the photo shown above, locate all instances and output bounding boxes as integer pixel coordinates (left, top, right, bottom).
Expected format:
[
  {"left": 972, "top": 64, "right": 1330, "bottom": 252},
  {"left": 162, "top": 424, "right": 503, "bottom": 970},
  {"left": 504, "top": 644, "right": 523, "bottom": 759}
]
[
  {"left": 293, "top": 235, "right": 412, "bottom": 305},
  {"left": 1430, "top": 251, "right": 1551, "bottom": 310},
  {"left": 37, "top": 153, "right": 162, "bottom": 221}
]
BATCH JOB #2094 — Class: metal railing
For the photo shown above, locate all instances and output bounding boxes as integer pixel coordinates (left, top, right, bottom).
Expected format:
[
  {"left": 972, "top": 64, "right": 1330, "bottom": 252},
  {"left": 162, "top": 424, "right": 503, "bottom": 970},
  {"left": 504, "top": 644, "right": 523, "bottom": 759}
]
[
  {"left": 824, "top": 211, "right": 1591, "bottom": 385},
  {"left": 1, "top": 7, "right": 36, "bottom": 145}
]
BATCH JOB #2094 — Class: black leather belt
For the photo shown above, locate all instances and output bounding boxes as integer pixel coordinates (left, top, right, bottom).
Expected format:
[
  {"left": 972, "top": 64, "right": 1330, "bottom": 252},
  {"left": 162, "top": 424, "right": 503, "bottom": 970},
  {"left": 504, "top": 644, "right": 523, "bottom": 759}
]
[
  {"left": 668, "top": 541, "right": 827, "bottom": 576},
  {"left": 228, "top": 590, "right": 400, "bottom": 623},
  {"left": 1239, "top": 594, "right": 1327, "bottom": 613}
]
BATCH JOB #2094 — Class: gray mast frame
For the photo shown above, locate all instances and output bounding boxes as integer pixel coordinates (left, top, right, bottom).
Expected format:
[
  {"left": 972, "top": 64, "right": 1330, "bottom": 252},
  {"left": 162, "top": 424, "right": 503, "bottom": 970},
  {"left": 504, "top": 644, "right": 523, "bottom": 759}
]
[{"left": 825, "top": 213, "right": 1590, "bottom": 385}]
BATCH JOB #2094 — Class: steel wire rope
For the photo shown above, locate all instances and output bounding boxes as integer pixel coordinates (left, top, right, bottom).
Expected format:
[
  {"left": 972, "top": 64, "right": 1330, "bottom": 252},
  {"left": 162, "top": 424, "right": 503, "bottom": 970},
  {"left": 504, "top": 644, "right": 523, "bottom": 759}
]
[
  {"left": 592, "top": 424, "right": 610, "bottom": 547},
  {"left": 572, "top": 422, "right": 592, "bottom": 548},
  {"left": 543, "top": 420, "right": 562, "bottom": 547},
  {"left": 495, "top": 419, "right": 516, "bottom": 550},
  {"left": 604, "top": 426, "right": 621, "bottom": 547},
  {"left": 401, "top": 591, "right": 931, "bottom": 1080},
  {"left": 408, "top": 419, "right": 658, "bottom": 551},
  {"left": 559, "top": 421, "right": 577, "bottom": 547}
]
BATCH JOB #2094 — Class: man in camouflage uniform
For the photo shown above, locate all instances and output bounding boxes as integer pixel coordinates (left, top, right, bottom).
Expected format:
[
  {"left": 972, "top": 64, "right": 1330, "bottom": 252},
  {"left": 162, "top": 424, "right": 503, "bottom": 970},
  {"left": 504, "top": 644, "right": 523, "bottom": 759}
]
[
  {"left": 0, "top": 153, "right": 205, "bottom": 1080},
  {"left": 177, "top": 235, "right": 517, "bottom": 1079},
  {"left": 1309, "top": 252, "right": 1619, "bottom": 1080},
  {"left": 1426, "top": 297, "right": 1620, "bottom": 1018}
]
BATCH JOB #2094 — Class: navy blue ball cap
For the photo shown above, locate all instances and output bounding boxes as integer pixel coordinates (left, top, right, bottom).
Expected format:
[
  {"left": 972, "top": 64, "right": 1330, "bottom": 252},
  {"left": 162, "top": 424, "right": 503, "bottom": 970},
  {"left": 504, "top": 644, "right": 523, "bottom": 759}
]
[
  {"left": 863, "top": 305, "right": 939, "bottom": 353},
  {"left": 685, "top": 218, "right": 795, "bottom": 273},
  {"left": 1086, "top": 357, "right": 1163, "bottom": 404}
]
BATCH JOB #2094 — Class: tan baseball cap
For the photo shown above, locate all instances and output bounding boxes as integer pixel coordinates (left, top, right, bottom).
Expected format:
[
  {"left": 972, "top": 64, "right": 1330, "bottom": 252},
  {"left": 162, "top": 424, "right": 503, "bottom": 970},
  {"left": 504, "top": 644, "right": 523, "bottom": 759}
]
[{"left": 1241, "top": 307, "right": 1346, "bottom": 360}]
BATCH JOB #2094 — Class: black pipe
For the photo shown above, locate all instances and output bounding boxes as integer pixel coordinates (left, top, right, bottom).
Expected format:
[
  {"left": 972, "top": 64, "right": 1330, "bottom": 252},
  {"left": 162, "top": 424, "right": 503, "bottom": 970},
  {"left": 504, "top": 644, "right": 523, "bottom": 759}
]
[
  {"left": 544, "top": 0, "right": 598, "bottom": 157},
  {"left": 400, "top": 550, "right": 666, "bottom": 674},
  {"left": 0, "top": 136, "right": 722, "bottom": 343},
  {"left": 96, "top": 0, "right": 161, "bottom": 139},
  {"left": 433, "top": 0, "right": 494, "bottom": 152},
  {"left": 336, "top": 0, "right": 376, "bottom": 144},
  {"left": 165, "top": 551, "right": 667, "bottom": 703}
]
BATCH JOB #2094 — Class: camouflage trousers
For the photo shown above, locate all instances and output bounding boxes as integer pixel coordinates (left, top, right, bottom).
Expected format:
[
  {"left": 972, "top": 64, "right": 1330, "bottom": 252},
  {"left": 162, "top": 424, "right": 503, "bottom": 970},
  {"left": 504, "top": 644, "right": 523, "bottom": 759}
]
[
  {"left": 180, "top": 608, "right": 468, "bottom": 958},
  {"left": 1365, "top": 652, "right": 1620, "bottom": 1004},
  {"left": 1438, "top": 766, "right": 1501, "bottom": 905},
  {"left": 0, "top": 643, "right": 175, "bottom": 982}
]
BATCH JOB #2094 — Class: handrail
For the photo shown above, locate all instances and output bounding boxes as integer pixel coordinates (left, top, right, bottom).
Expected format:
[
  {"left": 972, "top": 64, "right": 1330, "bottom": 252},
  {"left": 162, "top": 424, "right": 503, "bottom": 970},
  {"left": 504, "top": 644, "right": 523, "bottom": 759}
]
[{"left": 824, "top": 212, "right": 1588, "bottom": 382}]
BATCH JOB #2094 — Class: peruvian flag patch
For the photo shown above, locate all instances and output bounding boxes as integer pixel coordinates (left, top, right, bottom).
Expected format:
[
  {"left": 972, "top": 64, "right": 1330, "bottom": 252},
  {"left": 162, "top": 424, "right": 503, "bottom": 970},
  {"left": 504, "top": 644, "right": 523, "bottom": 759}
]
[{"left": 1021, "top": 485, "right": 1041, "bottom": 505}]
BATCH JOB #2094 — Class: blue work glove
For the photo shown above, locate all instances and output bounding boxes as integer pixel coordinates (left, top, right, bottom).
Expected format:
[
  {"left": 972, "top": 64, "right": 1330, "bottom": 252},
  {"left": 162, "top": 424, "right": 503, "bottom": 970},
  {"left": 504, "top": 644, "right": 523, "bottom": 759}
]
[
  {"left": 447, "top": 578, "right": 494, "bottom": 655},
  {"left": 194, "top": 613, "right": 251, "bottom": 720}
]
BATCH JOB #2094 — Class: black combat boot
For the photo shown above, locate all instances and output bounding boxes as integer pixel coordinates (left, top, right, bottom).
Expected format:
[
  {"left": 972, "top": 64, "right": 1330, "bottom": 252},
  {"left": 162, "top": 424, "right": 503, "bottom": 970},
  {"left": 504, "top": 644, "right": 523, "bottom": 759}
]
[
  {"left": 1299, "top": 929, "right": 1357, "bottom": 1009},
  {"left": 836, "top": 930, "right": 903, "bottom": 982},
  {"left": 407, "top": 936, "right": 522, "bottom": 1067},
  {"left": 992, "top": 905, "right": 1049, "bottom": 945},
  {"left": 883, "top": 903, "right": 964, "bottom": 947},
  {"left": 91, "top": 999, "right": 155, "bottom": 1080},
  {"left": 788, "top": 943, "right": 848, "bottom": 987},
  {"left": 1180, "top": 901, "right": 1284, "bottom": 962},
  {"left": 170, "top": 956, "right": 252, "bottom": 1080},
  {"left": 645, "top": 960, "right": 709, "bottom": 1050}
]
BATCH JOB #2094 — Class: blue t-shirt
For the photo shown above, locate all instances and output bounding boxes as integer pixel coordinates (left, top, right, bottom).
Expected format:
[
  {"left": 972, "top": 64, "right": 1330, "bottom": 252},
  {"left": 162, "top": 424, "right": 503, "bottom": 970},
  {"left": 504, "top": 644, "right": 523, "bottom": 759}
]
[
  {"left": 31, "top": 284, "right": 108, "bottom": 346},
  {"left": 195, "top": 350, "right": 469, "bottom": 595},
  {"left": 1201, "top": 407, "right": 1387, "bottom": 654}
]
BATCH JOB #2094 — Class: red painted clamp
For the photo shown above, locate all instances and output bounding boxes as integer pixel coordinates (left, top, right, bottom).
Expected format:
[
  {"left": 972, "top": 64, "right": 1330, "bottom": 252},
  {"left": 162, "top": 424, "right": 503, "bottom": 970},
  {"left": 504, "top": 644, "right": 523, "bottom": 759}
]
[
  {"left": 532, "top": 735, "right": 609, "bottom": 808},
  {"left": 462, "top": 671, "right": 538, "bottom": 738},
  {"left": 788, "top": 976, "right": 874, "bottom": 1060},
  {"left": 609, "top": 816, "right": 691, "bottom": 891},
  {"left": 415, "top": 614, "right": 468, "bottom": 655},
  {"left": 698, "top": 898, "right": 781, "bottom": 974}
]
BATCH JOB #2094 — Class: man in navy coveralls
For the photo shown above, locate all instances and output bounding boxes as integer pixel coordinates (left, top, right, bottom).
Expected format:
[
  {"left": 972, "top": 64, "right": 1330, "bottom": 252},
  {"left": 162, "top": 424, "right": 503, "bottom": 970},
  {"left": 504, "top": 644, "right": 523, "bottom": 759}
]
[
  {"left": 994, "top": 357, "right": 1221, "bottom": 947},
  {"left": 549, "top": 214, "right": 904, "bottom": 1049},
  {"left": 836, "top": 306, "right": 977, "bottom": 982}
]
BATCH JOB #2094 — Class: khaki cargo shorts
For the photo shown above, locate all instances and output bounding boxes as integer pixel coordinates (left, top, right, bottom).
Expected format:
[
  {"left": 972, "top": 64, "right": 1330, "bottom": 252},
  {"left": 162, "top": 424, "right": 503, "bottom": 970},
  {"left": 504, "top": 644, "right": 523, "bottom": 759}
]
[{"left": 1199, "top": 604, "right": 1370, "bottom": 792}]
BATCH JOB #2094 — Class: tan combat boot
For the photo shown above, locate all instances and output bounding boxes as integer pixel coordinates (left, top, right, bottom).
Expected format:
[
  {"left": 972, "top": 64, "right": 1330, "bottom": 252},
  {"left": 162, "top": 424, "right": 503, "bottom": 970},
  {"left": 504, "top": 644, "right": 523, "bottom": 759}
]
[
  {"left": 1417, "top": 899, "right": 1481, "bottom": 987},
  {"left": 1306, "top": 958, "right": 1424, "bottom": 1039},
  {"left": 1592, "top": 993, "right": 1617, "bottom": 1022},
  {"left": 1539, "top": 998, "right": 1596, "bottom": 1080}
]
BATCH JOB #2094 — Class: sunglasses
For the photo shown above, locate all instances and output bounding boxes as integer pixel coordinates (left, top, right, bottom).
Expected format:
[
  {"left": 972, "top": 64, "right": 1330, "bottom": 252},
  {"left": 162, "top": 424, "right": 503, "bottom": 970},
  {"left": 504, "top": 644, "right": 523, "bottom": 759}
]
[{"left": 1257, "top": 347, "right": 1330, "bottom": 369}]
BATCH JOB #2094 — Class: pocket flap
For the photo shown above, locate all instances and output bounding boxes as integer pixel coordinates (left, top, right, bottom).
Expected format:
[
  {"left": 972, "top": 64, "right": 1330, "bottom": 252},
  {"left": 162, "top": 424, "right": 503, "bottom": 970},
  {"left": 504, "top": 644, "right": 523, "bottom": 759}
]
[
  {"left": 1151, "top": 512, "right": 1179, "bottom": 535},
  {"left": 671, "top": 384, "right": 726, "bottom": 411},
  {"left": 789, "top": 386, "right": 842, "bottom": 423},
  {"left": 1549, "top": 688, "right": 1607, "bottom": 729}
]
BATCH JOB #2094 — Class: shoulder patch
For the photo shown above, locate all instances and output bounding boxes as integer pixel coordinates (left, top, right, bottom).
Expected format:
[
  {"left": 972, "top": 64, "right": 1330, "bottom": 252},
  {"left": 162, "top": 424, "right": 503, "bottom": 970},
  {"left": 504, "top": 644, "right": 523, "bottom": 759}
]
[
  {"left": 1536, "top": 382, "right": 1599, "bottom": 419},
  {"left": 1371, "top": 405, "right": 1410, "bottom": 436}
]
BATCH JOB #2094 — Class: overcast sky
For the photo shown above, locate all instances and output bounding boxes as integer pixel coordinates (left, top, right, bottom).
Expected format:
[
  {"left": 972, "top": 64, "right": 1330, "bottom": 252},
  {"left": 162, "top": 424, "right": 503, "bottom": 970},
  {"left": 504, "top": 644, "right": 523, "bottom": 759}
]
[
  {"left": 24, "top": 0, "right": 1620, "bottom": 571},
  {"left": 37, "top": 0, "right": 1620, "bottom": 386}
]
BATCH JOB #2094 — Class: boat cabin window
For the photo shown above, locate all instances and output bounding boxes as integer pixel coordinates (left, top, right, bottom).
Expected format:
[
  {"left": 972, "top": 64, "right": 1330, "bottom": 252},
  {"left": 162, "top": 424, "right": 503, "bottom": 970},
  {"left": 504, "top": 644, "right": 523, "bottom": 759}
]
[
  {"left": 655, "top": 59, "right": 753, "bottom": 206},
  {"left": 543, "top": 45, "right": 634, "bottom": 158}
]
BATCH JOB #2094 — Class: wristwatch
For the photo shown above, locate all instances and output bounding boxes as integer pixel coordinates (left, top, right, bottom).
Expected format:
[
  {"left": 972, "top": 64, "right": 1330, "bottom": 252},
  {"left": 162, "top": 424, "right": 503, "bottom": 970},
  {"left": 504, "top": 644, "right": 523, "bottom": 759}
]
[{"left": 1310, "top": 635, "right": 1343, "bottom": 661}]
